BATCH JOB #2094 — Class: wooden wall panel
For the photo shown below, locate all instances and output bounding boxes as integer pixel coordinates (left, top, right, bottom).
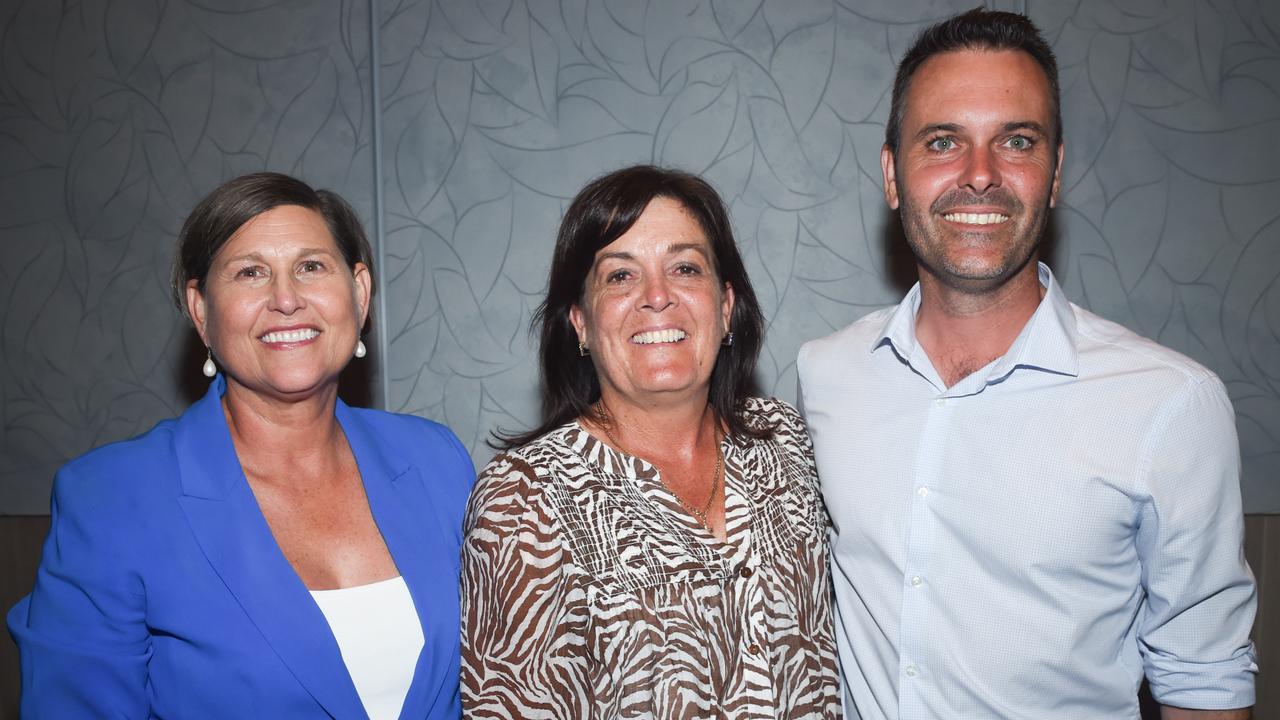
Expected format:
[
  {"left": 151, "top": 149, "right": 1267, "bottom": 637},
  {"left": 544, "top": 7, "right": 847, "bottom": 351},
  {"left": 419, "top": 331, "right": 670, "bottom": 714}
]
[
  {"left": 1245, "top": 514, "right": 1277, "bottom": 717},
  {"left": 0, "top": 516, "right": 48, "bottom": 720}
]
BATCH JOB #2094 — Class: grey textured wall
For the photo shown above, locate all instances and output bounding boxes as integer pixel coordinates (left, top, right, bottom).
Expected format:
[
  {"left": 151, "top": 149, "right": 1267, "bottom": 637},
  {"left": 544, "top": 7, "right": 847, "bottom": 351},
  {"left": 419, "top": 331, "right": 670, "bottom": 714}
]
[{"left": 2, "top": 0, "right": 1277, "bottom": 514}]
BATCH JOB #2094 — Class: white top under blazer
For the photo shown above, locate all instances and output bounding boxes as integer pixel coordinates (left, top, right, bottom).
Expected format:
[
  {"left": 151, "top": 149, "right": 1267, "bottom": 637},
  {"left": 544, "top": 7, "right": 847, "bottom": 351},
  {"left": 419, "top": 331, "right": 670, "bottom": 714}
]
[{"left": 310, "top": 576, "right": 424, "bottom": 720}]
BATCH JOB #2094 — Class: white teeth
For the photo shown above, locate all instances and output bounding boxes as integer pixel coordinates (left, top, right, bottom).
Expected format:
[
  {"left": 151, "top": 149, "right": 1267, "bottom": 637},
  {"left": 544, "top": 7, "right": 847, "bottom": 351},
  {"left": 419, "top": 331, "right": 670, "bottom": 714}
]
[
  {"left": 944, "top": 212, "right": 1009, "bottom": 225},
  {"left": 631, "top": 329, "right": 687, "bottom": 345},
  {"left": 260, "top": 329, "right": 320, "bottom": 344}
]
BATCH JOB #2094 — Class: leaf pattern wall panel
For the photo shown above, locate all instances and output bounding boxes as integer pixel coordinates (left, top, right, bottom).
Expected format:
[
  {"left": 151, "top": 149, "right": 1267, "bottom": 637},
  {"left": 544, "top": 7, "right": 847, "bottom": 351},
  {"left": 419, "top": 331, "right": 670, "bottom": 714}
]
[
  {"left": 1028, "top": 0, "right": 1280, "bottom": 511},
  {"left": 0, "top": 1, "right": 376, "bottom": 513},
  {"left": 379, "top": 0, "right": 977, "bottom": 464}
]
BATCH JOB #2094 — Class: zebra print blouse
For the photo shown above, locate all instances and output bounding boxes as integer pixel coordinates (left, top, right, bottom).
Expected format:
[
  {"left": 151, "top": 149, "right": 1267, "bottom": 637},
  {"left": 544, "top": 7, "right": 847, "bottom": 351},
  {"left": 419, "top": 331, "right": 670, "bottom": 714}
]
[{"left": 461, "top": 397, "right": 840, "bottom": 719}]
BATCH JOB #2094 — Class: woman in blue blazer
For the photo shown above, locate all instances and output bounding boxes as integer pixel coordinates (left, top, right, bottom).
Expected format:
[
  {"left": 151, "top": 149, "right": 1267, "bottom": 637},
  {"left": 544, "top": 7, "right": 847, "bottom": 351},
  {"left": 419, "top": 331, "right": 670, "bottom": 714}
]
[{"left": 8, "top": 173, "right": 474, "bottom": 719}]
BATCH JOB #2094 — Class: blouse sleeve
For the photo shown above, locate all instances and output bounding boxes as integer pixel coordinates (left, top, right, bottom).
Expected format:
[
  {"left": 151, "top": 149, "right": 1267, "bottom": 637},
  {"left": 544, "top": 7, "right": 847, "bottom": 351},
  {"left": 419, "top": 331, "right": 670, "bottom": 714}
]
[
  {"left": 7, "top": 462, "right": 152, "bottom": 717},
  {"left": 460, "top": 453, "right": 592, "bottom": 719}
]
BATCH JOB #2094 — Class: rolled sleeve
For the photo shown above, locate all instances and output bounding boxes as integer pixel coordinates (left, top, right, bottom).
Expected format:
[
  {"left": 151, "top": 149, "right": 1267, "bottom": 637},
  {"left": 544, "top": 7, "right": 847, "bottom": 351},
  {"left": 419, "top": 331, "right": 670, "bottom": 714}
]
[{"left": 1135, "top": 375, "right": 1257, "bottom": 709}]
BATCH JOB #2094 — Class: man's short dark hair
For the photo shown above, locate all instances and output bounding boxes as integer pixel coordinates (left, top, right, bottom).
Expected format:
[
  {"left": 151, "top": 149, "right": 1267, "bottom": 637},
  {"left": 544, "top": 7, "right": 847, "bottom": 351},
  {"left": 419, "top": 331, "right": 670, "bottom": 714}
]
[{"left": 885, "top": 8, "right": 1061, "bottom": 155}]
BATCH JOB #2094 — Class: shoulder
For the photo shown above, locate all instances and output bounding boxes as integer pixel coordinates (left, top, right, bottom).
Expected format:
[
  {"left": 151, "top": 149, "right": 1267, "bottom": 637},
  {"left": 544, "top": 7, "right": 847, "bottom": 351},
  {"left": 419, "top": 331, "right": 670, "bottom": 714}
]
[
  {"left": 740, "top": 396, "right": 804, "bottom": 433},
  {"left": 798, "top": 306, "right": 895, "bottom": 369},
  {"left": 55, "top": 416, "right": 183, "bottom": 507},
  {"left": 39, "top": 415, "right": 189, "bottom": 554},
  {"left": 738, "top": 396, "right": 811, "bottom": 453},
  {"left": 473, "top": 425, "right": 572, "bottom": 497},
  {"left": 467, "top": 424, "right": 580, "bottom": 519},
  {"left": 1071, "top": 304, "right": 1226, "bottom": 394}
]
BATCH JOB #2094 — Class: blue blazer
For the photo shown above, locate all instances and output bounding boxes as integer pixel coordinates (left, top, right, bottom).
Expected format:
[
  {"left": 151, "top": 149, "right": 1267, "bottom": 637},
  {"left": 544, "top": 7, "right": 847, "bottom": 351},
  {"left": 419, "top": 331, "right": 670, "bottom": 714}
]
[{"left": 8, "top": 376, "right": 475, "bottom": 719}]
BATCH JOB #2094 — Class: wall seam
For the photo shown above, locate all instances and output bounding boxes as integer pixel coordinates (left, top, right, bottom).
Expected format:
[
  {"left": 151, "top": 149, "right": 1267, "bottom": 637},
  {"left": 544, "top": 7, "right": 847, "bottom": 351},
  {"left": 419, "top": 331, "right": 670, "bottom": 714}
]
[{"left": 369, "top": 0, "right": 390, "bottom": 411}]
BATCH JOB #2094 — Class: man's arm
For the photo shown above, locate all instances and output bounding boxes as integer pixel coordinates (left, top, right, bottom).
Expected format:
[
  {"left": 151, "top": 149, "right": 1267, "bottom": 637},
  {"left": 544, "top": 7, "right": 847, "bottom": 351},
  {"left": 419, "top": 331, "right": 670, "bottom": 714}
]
[{"left": 1136, "top": 375, "right": 1257, "bottom": 712}]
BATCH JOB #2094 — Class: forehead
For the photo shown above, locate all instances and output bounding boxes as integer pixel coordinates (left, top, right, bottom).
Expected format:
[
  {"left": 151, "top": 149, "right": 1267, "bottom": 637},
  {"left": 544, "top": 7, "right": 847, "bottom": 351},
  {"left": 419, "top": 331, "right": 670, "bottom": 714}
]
[
  {"left": 602, "top": 196, "right": 709, "bottom": 255},
  {"left": 218, "top": 204, "right": 337, "bottom": 258},
  {"left": 903, "top": 49, "right": 1053, "bottom": 131}
]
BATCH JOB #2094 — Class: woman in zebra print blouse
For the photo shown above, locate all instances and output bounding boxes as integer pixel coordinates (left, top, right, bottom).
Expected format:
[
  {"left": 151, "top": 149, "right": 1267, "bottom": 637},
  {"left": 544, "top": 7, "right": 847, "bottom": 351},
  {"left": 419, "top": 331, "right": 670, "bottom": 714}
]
[{"left": 461, "top": 165, "right": 840, "bottom": 719}]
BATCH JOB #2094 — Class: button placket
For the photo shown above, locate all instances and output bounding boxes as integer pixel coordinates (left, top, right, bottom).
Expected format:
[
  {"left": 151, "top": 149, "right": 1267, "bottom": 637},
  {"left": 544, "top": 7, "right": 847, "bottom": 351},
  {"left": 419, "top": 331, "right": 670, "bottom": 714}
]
[{"left": 898, "top": 391, "right": 955, "bottom": 717}]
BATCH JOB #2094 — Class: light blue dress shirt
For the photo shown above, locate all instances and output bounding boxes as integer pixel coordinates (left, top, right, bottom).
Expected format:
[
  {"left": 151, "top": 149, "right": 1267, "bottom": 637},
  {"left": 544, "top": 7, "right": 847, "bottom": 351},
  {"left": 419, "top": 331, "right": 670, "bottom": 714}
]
[{"left": 797, "top": 264, "right": 1257, "bottom": 719}]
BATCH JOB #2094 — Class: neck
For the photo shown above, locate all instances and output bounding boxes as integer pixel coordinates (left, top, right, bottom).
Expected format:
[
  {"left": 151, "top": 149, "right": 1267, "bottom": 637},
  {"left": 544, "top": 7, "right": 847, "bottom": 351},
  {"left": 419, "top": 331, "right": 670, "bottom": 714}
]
[
  {"left": 221, "top": 379, "right": 345, "bottom": 482},
  {"left": 914, "top": 262, "right": 1045, "bottom": 387},
  {"left": 595, "top": 391, "right": 717, "bottom": 462}
]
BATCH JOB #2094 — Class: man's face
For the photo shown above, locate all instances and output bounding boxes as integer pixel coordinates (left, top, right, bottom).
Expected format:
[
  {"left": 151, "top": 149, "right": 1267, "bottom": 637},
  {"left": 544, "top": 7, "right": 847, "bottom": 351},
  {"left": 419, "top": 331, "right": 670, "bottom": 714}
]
[{"left": 881, "top": 49, "right": 1063, "bottom": 294}]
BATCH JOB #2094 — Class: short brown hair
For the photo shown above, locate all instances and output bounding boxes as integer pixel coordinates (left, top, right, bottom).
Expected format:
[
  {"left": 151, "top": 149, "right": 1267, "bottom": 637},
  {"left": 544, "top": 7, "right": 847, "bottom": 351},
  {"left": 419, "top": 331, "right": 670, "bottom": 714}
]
[
  {"left": 886, "top": 8, "right": 1061, "bottom": 155},
  {"left": 170, "top": 172, "right": 375, "bottom": 332}
]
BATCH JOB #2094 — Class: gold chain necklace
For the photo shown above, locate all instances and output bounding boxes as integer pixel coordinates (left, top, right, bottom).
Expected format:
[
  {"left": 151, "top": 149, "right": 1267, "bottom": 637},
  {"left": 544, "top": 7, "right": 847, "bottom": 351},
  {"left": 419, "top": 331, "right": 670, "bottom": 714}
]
[{"left": 595, "top": 401, "right": 723, "bottom": 528}]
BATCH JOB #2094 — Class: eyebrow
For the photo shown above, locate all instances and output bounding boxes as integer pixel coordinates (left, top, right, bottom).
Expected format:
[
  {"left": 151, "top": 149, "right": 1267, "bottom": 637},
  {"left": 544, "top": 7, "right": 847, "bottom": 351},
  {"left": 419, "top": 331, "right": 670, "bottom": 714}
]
[
  {"left": 1001, "top": 121, "right": 1048, "bottom": 135},
  {"left": 914, "top": 123, "right": 963, "bottom": 142},
  {"left": 218, "top": 247, "right": 338, "bottom": 265},
  {"left": 913, "top": 120, "right": 1049, "bottom": 142},
  {"left": 595, "top": 242, "right": 711, "bottom": 264}
]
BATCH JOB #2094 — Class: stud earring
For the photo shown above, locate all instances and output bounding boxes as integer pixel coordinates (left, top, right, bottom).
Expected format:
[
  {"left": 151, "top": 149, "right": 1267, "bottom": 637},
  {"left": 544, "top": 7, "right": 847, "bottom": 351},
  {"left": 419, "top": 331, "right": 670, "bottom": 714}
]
[
  {"left": 578, "top": 341, "right": 589, "bottom": 357},
  {"left": 722, "top": 332, "right": 734, "bottom": 347},
  {"left": 202, "top": 349, "right": 217, "bottom": 378},
  {"left": 354, "top": 339, "right": 367, "bottom": 358}
]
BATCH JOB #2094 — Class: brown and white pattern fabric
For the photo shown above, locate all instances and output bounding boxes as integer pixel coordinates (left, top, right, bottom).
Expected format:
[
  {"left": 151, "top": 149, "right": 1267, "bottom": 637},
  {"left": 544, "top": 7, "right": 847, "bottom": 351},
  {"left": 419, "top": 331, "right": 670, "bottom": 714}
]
[{"left": 461, "top": 397, "right": 840, "bottom": 719}]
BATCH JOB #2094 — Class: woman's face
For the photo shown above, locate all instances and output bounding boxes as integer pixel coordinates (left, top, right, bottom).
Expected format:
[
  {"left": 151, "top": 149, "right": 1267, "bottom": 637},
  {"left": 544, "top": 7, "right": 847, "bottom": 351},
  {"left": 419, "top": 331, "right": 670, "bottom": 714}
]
[
  {"left": 186, "top": 205, "right": 371, "bottom": 401},
  {"left": 569, "top": 196, "right": 734, "bottom": 409}
]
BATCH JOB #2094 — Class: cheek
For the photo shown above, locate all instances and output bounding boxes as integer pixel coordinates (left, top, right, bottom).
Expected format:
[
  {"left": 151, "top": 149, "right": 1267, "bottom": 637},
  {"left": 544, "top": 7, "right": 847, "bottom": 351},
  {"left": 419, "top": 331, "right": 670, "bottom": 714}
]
[
  {"left": 588, "top": 295, "right": 630, "bottom": 332},
  {"left": 906, "top": 169, "right": 949, "bottom": 200},
  {"left": 202, "top": 294, "right": 246, "bottom": 335}
]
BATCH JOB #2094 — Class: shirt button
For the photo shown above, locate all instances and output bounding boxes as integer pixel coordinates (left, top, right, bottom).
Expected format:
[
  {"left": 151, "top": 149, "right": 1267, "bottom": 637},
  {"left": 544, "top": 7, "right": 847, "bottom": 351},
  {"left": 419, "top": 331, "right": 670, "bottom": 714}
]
[
  {"left": 740, "top": 565, "right": 753, "bottom": 579},
  {"left": 747, "top": 644, "right": 762, "bottom": 655},
  {"left": 904, "top": 665, "right": 918, "bottom": 678},
  {"left": 911, "top": 575, "right": 923, "bottom": 587},
  {"left": 935, "top": 398, "right": 946, "bottom": 406},
  {"left": 917, "top": 486, "right": 929, "bottom": 498}
]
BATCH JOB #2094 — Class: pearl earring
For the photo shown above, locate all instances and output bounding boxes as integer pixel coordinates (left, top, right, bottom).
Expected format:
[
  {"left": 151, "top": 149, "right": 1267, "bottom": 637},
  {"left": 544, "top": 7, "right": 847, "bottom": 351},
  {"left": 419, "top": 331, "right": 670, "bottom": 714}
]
[
  {"left": 354, "top": 339, "right": 367, "bottom": 358},
  {"left": 202, "top": 349, "right": 217, "bottom": 378}
]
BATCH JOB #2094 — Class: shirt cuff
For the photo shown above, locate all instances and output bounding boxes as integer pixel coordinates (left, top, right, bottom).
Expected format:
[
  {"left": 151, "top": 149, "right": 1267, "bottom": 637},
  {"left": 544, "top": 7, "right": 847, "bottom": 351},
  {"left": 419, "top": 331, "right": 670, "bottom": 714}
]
[{"left": 1146, "top": 644, "right": 1258, "bottom": 710}]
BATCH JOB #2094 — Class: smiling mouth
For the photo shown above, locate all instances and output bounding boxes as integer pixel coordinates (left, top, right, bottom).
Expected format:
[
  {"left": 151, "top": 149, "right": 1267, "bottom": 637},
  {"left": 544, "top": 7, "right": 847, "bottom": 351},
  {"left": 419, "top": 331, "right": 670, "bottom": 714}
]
[
  {"left": 943, "top": 212, "right": 1010, "bottom": 225},
  {"left": 260, "top": 328, "right": 320, "bottom": 344},
  {"left": 631, "top": 329, "right": 687, "bottom": 345}
]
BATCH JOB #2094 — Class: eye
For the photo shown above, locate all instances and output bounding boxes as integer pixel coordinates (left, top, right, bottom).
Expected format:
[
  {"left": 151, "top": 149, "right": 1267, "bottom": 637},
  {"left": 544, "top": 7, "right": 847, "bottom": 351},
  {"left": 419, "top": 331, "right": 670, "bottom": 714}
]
[
  {"left": 1005, "top": 135, "right": 1034, "bottom": 150},
  {"left": 299, "top": 259, "right": 325, "bottom": 273},
  {"left": 926, "top": 136, "right": 956, "bottom": 152},
  {"left": 605, "top": 268, "right": 632, "bottom": 283},
  {"left": 235, "top": 265, "right": 265, "bottom": 279},
  {"left": 674, "top": 263, "right": 702, "bottom": 276}
]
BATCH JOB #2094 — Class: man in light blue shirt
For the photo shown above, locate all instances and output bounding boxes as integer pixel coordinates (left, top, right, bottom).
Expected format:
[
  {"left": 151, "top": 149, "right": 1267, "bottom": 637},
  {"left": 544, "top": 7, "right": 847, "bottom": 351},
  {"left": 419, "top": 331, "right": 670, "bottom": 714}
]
[{"left": 797, "top": 9, "right": 1257, "bottom": 720}]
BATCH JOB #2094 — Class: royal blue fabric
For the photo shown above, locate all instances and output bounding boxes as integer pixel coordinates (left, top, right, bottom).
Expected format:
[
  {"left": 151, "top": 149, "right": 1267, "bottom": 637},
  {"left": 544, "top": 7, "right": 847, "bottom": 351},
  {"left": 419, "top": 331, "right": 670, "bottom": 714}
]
[{"left": 8, "top": 375, "right": 475, "bottom": 719}]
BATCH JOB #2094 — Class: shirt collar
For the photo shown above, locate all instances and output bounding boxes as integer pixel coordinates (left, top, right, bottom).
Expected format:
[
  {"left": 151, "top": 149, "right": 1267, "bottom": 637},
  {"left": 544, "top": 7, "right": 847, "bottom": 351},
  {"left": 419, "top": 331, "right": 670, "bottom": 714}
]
[{"left": 871, "top": 262, "right": 1080, "bottom": 386}]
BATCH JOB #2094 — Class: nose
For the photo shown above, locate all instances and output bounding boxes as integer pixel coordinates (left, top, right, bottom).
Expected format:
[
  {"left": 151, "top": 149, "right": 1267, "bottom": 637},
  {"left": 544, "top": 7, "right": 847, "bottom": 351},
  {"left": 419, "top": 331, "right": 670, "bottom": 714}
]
[
  {"left": 639, "top": 272, "right": 674, "bottom": 311},
  {"left": 960, "top": 145, "right": 1001, "bottom": 195},
  {"left": 268, "top": 274, "right": 304, "bottom": 314}
]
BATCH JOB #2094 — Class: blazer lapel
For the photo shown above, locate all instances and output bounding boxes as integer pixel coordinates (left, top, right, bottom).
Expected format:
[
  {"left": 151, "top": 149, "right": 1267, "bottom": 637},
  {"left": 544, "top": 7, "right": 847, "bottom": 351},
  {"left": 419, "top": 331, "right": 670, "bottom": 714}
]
[
  {"left": 174, "top": 377, "right": 367, "bottom": 719},
  {"left": 339, "top": 403, "right": 461, "bottom": 719}
]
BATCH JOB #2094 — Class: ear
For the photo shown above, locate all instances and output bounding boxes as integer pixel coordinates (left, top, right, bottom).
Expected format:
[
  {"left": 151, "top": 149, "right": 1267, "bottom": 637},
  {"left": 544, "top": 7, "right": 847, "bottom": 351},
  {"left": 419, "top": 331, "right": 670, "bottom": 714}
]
[
  {"left": 569, "top": 304, "right": 587, "bottom": 344},
  {"left": 721, "top": 281, "right": 735, "bottom": 334},
  {"left": 186, "top": 279, "right": 211, "bottom": 347},
  {"left": 881, "top": 144, "right": 900, "bottom": 210},
  {"left": 1049, "top": 141, "right": 1065, "bottom": 209},
  {"left": 352, "top": 262, "right": 372, "bottom": 329}
]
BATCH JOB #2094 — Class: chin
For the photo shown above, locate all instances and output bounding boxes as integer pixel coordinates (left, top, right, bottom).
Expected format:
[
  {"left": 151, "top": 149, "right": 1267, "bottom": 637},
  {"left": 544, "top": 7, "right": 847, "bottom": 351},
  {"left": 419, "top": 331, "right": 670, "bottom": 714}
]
[
  {"left": 632, "top": 369, "right": 706, "bottom": 396},
  {"left": 256, "top": 368, "right": 341, "bottom": 398}
]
